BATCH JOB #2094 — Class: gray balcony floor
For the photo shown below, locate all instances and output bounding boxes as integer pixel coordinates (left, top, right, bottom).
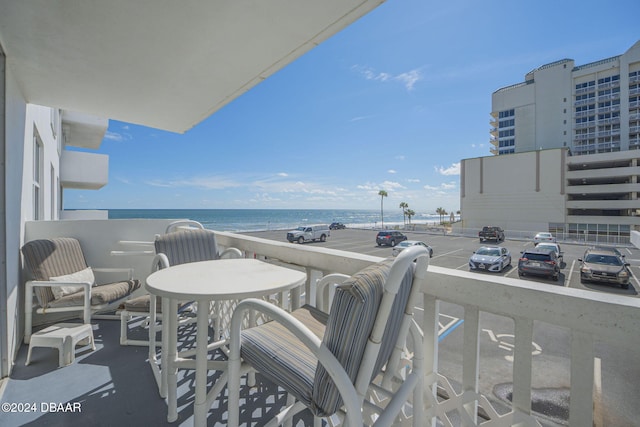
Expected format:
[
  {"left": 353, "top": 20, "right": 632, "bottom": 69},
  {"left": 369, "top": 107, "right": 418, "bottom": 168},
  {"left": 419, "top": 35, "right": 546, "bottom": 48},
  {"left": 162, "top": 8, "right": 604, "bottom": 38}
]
[{"left": 0, "top": 317, "right": 314, "bottom": 426}]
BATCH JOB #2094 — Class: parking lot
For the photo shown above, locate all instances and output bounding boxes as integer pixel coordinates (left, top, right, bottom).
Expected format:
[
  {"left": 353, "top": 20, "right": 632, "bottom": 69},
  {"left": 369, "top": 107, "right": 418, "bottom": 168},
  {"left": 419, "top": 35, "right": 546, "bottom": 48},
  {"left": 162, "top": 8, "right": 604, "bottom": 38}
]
[
  {"left": 246, "top": 227, "right": 640, "bottom": 297},
  {"left": 244, "top": 227, "right": 640, "bottom": 423}
]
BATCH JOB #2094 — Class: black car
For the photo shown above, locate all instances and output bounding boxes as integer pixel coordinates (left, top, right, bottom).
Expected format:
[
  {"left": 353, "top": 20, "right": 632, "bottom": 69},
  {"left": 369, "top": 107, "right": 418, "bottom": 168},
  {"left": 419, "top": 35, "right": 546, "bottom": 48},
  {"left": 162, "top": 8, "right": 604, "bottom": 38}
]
[
  {"left": 376, "top": 231, "right": 407, "bottom": 247},
  {"left": 518, "top": 247, "right": 560, "bottom": 281},
  {"left": 329, "top": 222, "right": 346, "bottom": 230}
]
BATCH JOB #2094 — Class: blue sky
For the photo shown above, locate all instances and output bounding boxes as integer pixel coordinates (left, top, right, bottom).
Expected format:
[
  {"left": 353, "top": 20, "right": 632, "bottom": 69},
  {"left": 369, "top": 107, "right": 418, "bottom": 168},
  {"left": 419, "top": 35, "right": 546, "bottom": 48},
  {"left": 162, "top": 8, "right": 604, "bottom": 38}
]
[{"left": 66, "top": 0, "right": 640, "bottom": 214}]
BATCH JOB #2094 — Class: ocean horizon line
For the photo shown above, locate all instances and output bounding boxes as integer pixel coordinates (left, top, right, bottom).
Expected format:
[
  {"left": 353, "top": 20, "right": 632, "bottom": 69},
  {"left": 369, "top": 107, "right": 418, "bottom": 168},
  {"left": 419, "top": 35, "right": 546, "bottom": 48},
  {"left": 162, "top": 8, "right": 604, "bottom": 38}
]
[{"left": 104, "top": 208, "right": 454, "bottom": 233}]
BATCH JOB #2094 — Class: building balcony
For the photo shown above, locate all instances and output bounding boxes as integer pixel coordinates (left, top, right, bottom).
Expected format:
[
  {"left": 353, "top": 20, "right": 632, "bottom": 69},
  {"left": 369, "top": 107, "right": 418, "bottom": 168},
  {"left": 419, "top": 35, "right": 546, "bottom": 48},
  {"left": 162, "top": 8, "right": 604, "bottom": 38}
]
[
  {"left": 60, "top": 150, "right": 109, "bottom": 190},
  {"left": 597, "top": 117, "right": 621, "bottom": 126},
  {"left": 61, "top": 110, "right": 109, "bottom": 150},
  {"left": 597, "top": 105, "right": 620, "bottom": 114},
  {"left": 574, "top": 99, "right": 594, "bottom": 107},
  {"left": 5, "top": 218, "right": 639, "bottom": 426},
  {"left": 575, "top": 86, "right": 595, "bottom": 95},
  {"left": 489, "top": 137, "right": 499, "bottom": 147}
]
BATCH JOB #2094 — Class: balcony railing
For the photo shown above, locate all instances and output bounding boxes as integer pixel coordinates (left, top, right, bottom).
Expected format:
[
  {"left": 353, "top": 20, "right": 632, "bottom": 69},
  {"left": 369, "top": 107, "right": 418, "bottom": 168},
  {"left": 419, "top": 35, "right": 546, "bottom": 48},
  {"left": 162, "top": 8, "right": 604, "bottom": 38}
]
[{"left": 20, "top": 219, "right": 640, "bottom": 426}]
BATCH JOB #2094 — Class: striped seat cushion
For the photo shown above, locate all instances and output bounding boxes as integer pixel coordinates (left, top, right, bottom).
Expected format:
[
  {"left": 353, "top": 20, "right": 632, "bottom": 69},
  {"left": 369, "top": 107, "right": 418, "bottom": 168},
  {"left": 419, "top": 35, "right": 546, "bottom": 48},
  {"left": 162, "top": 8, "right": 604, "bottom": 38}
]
[
  {"left": 123, "top": 294, "right": 162, "bottom": 312},
  {"left": 311, "top": 258, "right": 393, "bottom": 416},
  {"left": 46, "top": 279, "right": 141, "bottom": 308},
  {"left": 240, "top": 305, "right": 328, "bottom": 408}
]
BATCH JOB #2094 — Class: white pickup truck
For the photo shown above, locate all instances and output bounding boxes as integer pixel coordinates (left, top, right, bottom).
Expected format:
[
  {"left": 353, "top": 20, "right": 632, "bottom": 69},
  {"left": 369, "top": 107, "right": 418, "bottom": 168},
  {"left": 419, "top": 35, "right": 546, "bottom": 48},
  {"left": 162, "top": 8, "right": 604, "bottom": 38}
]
[{"left": 286, "top": 224, "right": 330, "bottom": 244}]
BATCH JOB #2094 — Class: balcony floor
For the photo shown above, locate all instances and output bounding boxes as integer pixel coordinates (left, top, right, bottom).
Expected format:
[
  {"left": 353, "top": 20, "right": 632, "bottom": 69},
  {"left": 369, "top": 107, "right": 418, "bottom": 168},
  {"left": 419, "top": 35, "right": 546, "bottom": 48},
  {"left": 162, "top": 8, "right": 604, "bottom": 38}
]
[{"left": 0, "top": 317, "right": 314, "bottom": 426}]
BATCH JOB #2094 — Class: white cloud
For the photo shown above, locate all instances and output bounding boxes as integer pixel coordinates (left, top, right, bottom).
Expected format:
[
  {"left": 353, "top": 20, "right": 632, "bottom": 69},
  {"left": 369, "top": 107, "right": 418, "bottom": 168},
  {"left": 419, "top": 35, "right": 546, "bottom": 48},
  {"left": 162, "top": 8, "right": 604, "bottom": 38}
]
[
  {"left": 277, "top": 172, "right": 288, "bottom": 177},
  {"left": 352, "top": 65, "right": 423, "bottom": 91},
  {"left": 395, "top": 69, "right": 422, "bottom": 91},
  {"left": 388, "top": 169, "right": 397, "bottom": 174},
  {"left": 104, "top": 131, "right": 124, "bottom": 142},
  {"left": 435, "top": 162, "right": 461, "bottom": 176},
  {"left": 441, "top": 181, "right": 457, "bottom": 190},
  {"left": 395, "top": 155, "right": 406, "bottom": 160},
  {"left": 407, "top": 178, "right": 420, "bottom": 183},
  {"left": 423, "top": 185, "right": 439, "bottom": 191}
]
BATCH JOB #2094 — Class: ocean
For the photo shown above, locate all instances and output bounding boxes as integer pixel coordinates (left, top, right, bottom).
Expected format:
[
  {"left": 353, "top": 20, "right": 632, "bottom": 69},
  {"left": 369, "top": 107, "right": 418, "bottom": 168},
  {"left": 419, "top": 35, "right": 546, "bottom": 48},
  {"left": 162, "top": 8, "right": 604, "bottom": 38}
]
[{"left": 107, "top": 209, "right": 444, "bottom": 232}]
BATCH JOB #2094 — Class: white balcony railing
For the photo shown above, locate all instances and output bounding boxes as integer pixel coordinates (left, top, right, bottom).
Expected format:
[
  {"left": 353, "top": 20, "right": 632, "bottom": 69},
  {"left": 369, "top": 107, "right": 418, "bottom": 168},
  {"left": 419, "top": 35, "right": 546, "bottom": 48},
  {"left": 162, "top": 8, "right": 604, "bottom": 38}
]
[{"left": 22, "top": 219, "right": 640, "bottom": 426}]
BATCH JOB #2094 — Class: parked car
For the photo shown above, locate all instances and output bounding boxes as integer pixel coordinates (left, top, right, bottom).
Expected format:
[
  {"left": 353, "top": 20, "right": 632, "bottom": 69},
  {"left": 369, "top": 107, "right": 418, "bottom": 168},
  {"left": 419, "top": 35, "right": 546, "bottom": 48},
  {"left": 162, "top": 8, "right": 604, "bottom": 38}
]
[
  {"left": 469, "top": 246, "right": 511, "bottom": 273},
  {"left": 286, "top": 224, "right": 330, "bottom": 244},
  {"left": 329, "top": 222, "right": 346, "bottom": 230},
  {"left": 478, "top": 226, "right": 505, "bottom": 243},
  {"left": 534, "top": 242, "right": 563, "bottom": 263},
  {"left": 392, "top": 240, "right": 433, "bottom": 257},
  {"left": 533, "top": 232, "right": 556, "bottom": 244},
  {"left": 578, "top": 248, "right": 631, "bottom": 289},
  {"left": 376, "top": 231, "right": 407, "bottom": 247},
  {"left": 518, "top": 247, "right": 560, "bottom": 281}
]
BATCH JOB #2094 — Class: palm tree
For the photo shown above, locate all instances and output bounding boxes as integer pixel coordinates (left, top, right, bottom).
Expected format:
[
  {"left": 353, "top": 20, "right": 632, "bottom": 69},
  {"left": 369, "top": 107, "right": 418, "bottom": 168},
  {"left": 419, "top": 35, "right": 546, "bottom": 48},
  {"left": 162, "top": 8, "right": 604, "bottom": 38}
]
[
  {"left": 436, "top": 207, "right": 447, "bottom": 224},
  {"left": 406, "top": 209, "right": 415, "bottom": 224},
  {"left": 378, "top": 190, "right": 388, "bottom": 229},
  {"left": 399, "top": 202, "right": 408, "bottom": 227}
]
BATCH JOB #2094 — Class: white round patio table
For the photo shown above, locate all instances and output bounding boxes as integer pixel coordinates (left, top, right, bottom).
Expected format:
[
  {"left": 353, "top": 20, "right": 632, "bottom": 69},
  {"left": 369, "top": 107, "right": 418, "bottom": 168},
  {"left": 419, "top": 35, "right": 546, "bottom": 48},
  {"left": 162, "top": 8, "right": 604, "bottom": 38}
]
[{"left": 145, "top": 258, "right": 306, "bottom": 426}]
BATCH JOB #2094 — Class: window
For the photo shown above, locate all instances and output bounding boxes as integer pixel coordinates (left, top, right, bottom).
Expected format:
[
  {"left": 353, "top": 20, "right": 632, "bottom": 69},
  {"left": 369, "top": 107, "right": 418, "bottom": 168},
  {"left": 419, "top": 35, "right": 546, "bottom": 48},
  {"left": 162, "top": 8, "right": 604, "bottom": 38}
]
[{"left": 33, "top": 130, "right": 43, "bottom": 220}]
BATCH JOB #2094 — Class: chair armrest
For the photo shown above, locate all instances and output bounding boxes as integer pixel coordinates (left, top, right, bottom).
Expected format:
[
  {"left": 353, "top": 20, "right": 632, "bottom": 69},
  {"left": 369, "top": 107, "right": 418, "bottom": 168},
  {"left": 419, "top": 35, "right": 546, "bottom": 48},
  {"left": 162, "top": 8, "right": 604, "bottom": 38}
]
[
  {"left": 151, "top": 253, "right": 170, "bottom": 273},
  {"left": 315, "top": 273, "right": 350, "bottom": 313},
  {"left": 26, "top": 280, "right": 92, "bottom": 316},
  {"left": 228, "top": 298, "right": 362, "bottom": 426},
  {"left": 220, "top": 247, "right": 242, "bottom": 259},
  {"left": 27, "top": 280, "right": 93, "bottom": 291}
]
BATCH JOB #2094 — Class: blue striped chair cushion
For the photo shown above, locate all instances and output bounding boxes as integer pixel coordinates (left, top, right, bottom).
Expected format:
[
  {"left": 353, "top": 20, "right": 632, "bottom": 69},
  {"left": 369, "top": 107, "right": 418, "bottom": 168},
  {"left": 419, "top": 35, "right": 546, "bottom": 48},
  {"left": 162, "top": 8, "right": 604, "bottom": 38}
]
[
  {"left": 240, "top": 304, "right": 329, "bottom": 408},
  {"left": 154, "top": 229, "right": 220, "bottom": 266},
  {"left": 311, "top": 258, "right": 394, "bottom": 416}
]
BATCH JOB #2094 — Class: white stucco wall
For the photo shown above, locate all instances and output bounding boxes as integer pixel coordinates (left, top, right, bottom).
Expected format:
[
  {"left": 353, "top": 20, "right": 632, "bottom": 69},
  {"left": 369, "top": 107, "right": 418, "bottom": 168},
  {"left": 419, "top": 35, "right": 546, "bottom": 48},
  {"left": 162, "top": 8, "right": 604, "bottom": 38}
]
[
  {"left": 2, "top": 63, "right": 63, "bottom": 375},
  {"left": 4, "top": 62, "right": 28, "bottom": 376},
  {"left": 460, "top": 149, "right": 566, "bottom": 233}
]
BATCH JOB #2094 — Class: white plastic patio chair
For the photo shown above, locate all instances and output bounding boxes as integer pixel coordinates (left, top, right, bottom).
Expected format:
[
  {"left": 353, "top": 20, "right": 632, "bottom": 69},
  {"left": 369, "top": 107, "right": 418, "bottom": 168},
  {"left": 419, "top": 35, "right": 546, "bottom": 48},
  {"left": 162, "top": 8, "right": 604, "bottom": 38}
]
[
  {"left": 139, "top": 227, "right": 242, "bottom": 396},
  {"left": 227, "top": 245, "right": 429, "bottom": 427},
  {"left": 21, "top": 237, "right": 141, "bottom": 344}
]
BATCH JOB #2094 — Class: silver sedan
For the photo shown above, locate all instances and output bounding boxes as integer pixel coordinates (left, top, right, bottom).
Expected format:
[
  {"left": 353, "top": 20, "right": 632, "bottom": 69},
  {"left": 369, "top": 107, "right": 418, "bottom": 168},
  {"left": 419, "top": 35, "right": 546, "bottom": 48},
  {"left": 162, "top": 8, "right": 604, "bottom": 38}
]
[
  {"left": 392, "top": 240, "right": 433, "bottom": 257},
  {"left": 469, "top": 246, "right": 512, "bottom": 273}
]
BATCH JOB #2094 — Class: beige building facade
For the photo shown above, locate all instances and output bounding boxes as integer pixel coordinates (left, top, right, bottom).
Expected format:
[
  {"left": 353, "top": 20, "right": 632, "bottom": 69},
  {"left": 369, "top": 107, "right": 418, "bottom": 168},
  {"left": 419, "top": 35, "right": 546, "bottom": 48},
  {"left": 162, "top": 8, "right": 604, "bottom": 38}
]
[{"left": 460, "top": 41, "right": 640, "bottom": 243}]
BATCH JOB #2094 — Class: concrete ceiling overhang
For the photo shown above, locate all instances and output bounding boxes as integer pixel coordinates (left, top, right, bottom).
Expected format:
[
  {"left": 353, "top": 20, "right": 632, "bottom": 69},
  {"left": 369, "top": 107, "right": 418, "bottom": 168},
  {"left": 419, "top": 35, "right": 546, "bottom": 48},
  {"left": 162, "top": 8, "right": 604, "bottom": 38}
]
[{"left": 0, "top": 0, "right": 385, "bottom": 133}]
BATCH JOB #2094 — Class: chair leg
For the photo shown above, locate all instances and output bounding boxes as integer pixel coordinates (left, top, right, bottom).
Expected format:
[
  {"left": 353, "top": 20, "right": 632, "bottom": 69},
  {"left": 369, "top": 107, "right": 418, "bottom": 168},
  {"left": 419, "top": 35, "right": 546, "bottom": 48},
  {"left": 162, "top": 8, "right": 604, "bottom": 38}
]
[
  {"left": 227, "top": 351, "right": 241, "bottom": 427},
  {"left": 24, "top": 283, "right": 34, "bottom": 344},
  {"left": 120, "top": 310, "right": 129, "bottom": 345}
]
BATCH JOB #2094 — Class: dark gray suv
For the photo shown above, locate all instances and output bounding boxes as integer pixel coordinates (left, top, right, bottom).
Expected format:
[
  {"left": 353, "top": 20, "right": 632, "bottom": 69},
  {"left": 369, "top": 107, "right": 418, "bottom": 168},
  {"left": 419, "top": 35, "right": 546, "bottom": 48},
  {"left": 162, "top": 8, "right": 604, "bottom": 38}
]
[
  {"left": 376, "top": 231, "right": 407, "bottom": 247},
  {"left": 518, "top": 247, "right": 560, "bottom": 281}
]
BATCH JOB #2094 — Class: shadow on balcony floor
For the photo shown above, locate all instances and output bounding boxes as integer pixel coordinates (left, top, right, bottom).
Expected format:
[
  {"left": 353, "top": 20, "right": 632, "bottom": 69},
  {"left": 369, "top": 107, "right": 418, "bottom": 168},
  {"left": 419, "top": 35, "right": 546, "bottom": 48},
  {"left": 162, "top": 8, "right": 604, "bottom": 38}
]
[{"left": 1, "top": 318, "right": 314, "bottom": 426}]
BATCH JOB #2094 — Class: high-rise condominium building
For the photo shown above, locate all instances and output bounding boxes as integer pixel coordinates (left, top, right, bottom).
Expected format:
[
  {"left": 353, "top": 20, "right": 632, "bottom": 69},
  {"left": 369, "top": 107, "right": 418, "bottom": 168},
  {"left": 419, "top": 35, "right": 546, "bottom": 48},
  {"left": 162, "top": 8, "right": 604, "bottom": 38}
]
[
  {"left": 459, "top": 41, "right": 640, "bottom": 243},
  {"left": 490, "top": 40, "right": 640, "bottom": 156}
]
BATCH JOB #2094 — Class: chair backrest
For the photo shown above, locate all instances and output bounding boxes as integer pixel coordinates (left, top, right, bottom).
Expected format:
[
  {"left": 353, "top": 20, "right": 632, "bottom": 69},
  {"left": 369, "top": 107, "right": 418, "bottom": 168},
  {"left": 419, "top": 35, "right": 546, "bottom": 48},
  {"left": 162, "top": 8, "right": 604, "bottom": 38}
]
[
  {"left": 22, "top": 238, "right": 89, "bottom": 306},
  {"left": 154, "top": 229, "right": 220, "bottom": 267},
  {"left": 310, "top": 246, "right": 427, "bottom": 416}
]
